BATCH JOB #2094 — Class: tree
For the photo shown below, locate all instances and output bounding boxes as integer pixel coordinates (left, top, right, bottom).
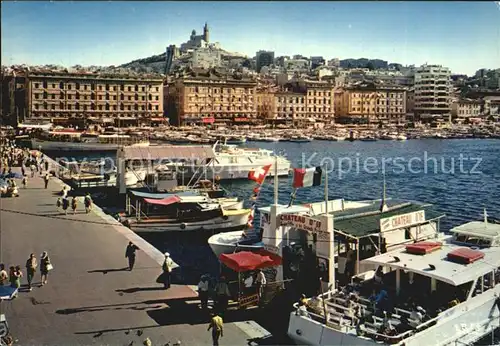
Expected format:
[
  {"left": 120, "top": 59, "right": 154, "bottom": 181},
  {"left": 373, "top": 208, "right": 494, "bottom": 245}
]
[{"left": 366, "top": 62, "right": 375, "bottom": 71}]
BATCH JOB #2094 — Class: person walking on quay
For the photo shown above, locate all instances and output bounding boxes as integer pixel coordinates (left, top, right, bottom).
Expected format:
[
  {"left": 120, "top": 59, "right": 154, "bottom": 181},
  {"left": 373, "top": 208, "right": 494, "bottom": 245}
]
[
  {"left": 198, "top": 274, "right": 210, "bottom": 310},
  {"left": 255, "top": 269, "right": 267, "bottom": 300},
  {"left": 9, "top": 266, "right": 22, "bottom": 297},
  {"left": 125, "top": 242, "right": 140, "bottom": 271},
  {"left": 44, "top": 160, "right": 49, "bottom": 172},
  {"left": 162, "top": 252, "right": 174, "bottom": 289},
  {"left": 84, "top": 193, "right": 93, "bottom": 213},
  {"left": 43, "top": 173, "right": 50, "bottom": 189},
  {"left": 62, "top": 197, "right": 69, "bottom": 215},
  {"left": 25, "top": 253, "right": 37, "bottom": 291},
  {"left": 40, "top": 251, "right": 52, "bottom": 286},
  {"left": 0, "top": 264, "right": 8, "bottom": 286},
  {"left": 30, "top": 163, "right": 35, "bottom": 177},
  {"left": 21, "top": 165, "right": 25, "bottom": 177},
  {"left": 207, "top": 312, "right": 224, "bottom": 346},
  {"left": 214, "top": 276, "right": 231, "bottom": 314},
  {"left": 22, "top": 176, "right": 27, "bottom": 189},
  {"left": 56, "top": 197, "right": 62, "bottom": 211},
  {"left": 71, "top": 196, "right": 78, "bottom": 214}
]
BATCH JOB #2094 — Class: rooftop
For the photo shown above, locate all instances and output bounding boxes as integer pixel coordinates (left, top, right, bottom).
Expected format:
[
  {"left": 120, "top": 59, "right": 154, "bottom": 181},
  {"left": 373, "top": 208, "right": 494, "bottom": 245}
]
[
  {"left": 450, "top": 221, "right": 500, "bottom": 240},
  {"left": 363, "top": 237, "right": 500, "bottom": 286},
  {"left": 332, "top": 200, "right": 445, "bottom": 238}
]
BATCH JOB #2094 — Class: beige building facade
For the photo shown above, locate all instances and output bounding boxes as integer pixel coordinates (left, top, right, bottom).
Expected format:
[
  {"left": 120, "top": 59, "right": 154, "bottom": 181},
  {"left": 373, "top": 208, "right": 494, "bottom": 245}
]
[
  {"left": 451, "top": 100, "right": 482, "bottom": 118},
  {"left": 26, "top": 71, "right": 164, "bottom": 126},
  {"left": 339, "top": 82, "right": 407, "bottom": 124},
  {"left": 168, "top": 76, "right": 258, "bottom": 126}
]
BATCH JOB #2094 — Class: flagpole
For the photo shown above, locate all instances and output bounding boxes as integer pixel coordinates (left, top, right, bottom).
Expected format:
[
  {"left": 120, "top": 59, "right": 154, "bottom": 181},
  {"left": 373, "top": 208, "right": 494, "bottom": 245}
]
[
  {"left": 274, "top": 154, "right": 278, "bottom": 205},
  {"left": 324, "top": 164, "right": 328, "bottom": 214}
]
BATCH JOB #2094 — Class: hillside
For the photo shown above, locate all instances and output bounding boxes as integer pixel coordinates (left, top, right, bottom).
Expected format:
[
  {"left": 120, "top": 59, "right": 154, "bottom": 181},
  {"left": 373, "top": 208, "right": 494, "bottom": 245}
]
[{"left": 120, "top": 52, "right": 167, "bottom": 74}]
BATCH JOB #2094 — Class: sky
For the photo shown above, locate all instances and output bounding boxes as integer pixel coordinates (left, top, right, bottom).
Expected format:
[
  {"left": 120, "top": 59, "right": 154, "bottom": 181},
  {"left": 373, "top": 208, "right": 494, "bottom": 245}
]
[{"left": 2, "top": 1, "right": 500, "bottom": 75}]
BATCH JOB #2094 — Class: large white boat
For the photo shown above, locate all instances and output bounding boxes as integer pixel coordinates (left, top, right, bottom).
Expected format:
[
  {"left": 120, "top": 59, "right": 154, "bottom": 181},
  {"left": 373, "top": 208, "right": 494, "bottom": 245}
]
[
  {"left": 209, "top": 199, "right": 444, "bottom": 265},
  {"left": 120, "top": 190, "right": 250, "bottom": 233},
  {"left": 173, "top": 143, "right": 291, "bottom": 180},
  {"left": 32, "top": 130, "right": 149, "bottom": 151},
  {"left": 288, "top": 215, "right": 500, "bottom": 346}
]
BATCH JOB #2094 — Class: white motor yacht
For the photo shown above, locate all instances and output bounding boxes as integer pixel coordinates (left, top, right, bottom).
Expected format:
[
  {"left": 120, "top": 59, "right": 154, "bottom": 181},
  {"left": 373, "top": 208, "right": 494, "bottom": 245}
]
[
  {"left": 288, "top": 214, "right": 500, "bottom": 346},
  {"left": 173, "top": 143, "right": 291, "bottom": 180}
]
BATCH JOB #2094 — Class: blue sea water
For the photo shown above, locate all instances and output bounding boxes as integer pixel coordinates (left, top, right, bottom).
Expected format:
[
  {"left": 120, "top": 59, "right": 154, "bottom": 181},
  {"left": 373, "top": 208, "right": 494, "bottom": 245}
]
[{"left": 49, "top": 139, "right": 500, "bottom": 232}]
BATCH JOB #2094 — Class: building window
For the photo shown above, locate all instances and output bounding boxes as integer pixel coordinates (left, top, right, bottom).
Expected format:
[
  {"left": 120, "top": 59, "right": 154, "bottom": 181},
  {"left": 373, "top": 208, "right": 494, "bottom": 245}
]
[
  {"left": 76, "top": 83, "right": 80, "bottom": 90},
  {"left": 135, "top": 85, "right": 139, "bottom": 92},
  {"left": 105, "top": 104, "right": 110, "bottom": 111},
  {"left": 75, "top": 103, "right": 80, "bottom": 110},
  {"left": 42, "top": 81, "right": 47, "bottom": 88},
  {"left": 35, "top": 83, "right": 39, "bottom": 89},
  {"left": 120, "top": 94, "right": 124, "bottom": 101},
  {"left": 120, "top": 85, "right": 124, "bottom": 91},
  {"left": 91, "top": 84, "right": 95, "bottom": 91},
  {"left": 106, "top": 84, "right": 109, "bottom": 91},
  {"left": 128, "top": 86, "right": 131, "bottom": 92},
  {"left": 155, "top": 96, "right": 159, "bottom": 101}
]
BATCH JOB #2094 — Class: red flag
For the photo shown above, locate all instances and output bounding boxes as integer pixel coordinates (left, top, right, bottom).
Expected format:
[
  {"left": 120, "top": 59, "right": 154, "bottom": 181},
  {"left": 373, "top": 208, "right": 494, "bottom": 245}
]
[{"left": 248, "top": 164, "right": 272, "bottom": 185}]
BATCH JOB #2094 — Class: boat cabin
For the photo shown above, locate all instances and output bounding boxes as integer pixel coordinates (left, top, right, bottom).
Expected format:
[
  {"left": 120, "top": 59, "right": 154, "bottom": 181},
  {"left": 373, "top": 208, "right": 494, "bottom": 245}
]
[{"left": 288, "top": 221, "right": 500, "bottom": 346}]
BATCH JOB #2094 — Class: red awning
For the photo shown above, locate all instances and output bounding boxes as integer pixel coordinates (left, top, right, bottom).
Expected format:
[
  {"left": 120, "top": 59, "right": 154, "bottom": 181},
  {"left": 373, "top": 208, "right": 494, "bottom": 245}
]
[
  {"left": 143, "top": 195, "right": 181, "bottom": 206},
  {"left": 219, "top": 250, "right": 282, "bottom": 273}
]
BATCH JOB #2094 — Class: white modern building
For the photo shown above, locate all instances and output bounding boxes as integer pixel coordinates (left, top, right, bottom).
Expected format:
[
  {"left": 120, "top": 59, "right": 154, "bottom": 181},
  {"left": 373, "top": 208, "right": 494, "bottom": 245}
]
[
  {"left": 191, "top": 47, "right": 222, "bottom": 69},
  {"left": 414, "top": 64, "right": 452, "bottom": 121}
]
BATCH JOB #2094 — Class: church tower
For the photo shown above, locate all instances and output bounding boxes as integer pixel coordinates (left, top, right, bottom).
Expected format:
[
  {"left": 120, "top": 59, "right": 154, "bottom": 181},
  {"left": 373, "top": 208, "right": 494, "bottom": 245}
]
[{"left": 203, "top": 22, "right": 209, "bottom": 43}]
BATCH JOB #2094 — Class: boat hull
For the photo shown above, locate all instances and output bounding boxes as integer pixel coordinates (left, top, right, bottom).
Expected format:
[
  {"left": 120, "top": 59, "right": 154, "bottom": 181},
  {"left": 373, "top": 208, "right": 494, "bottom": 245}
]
[
  {"left": 208, "top": 230, "right": 264, "bottom": 258},
  {"left": 287, "top": 281, "right": 500, "bottom": 346},
  {"left": 32, "top": 139, "right": 149, "bottom": 152},
  {"left": 176, "top": 162, "right": 291, "bottom": 180},
  {"left": 125, "top": 212, "right": 250, "bottom": 233}
]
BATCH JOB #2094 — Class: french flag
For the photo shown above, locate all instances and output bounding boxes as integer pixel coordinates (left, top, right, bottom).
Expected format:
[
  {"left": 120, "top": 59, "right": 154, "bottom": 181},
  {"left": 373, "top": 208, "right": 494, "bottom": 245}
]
[{"left": 293, "top": 167, "right": 323, "bottom": 188}]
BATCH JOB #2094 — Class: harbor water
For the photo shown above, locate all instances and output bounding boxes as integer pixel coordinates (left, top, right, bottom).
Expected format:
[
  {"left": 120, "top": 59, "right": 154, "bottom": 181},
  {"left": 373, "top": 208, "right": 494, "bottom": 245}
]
[{"left": 44, "top": 139, "right": 500, "bottom": 280}]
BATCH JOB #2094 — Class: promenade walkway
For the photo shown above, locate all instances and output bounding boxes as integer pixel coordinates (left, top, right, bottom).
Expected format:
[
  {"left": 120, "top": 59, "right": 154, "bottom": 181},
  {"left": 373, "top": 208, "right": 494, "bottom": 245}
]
[{"left": 0, "top": 166, "right": 270, "bottom": 345}]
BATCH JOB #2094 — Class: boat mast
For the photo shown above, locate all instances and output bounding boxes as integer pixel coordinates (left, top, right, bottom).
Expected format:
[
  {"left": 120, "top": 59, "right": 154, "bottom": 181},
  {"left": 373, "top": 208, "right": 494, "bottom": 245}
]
[{"left": 273, "top": 154, "right": 278, "bottom": 205}]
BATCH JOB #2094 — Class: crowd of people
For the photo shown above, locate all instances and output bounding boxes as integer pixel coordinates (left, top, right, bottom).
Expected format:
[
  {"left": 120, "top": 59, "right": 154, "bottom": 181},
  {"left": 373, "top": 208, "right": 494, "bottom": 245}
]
[{"left": 0, "top": 252, "right": 53, "bottom": 297}]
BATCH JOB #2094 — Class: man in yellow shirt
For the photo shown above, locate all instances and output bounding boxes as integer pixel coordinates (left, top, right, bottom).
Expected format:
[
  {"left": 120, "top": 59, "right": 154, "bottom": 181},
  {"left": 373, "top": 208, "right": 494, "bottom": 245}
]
[{"left": 208, "top": 312, "right": 223, "bottom": 346}]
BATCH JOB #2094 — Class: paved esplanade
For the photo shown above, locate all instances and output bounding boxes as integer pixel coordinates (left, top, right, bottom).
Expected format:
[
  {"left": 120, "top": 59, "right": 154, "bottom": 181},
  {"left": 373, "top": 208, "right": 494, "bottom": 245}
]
[{"left": 0, "top": 167, "right": 267, "bottom": 345}]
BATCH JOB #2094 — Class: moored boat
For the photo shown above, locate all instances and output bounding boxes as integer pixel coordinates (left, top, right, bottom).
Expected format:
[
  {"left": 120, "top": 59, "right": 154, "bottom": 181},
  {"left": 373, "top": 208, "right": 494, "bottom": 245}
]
[{"left": 287, "top": 212, "right": 500, "bottom": 346}]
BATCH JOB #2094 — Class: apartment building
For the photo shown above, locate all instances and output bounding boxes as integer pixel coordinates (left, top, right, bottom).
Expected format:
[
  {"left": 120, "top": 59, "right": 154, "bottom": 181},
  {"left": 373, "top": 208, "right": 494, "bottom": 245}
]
[
  {"left": 255, "top": 89, "right": 276, "bottom": 120},
  {"left": 167, "top": 70, "right": 258, "bottom": 126},
  {"left": 304, "top": 81, "right": 335, "bottom": 121},
  {"left": 18, "top": 70, "right": 164, "bottom": 126},
  {"left": 451, "top": 99, "right": 482, "bottom": 118},
  {"left": 339, "top": 82, "right": 407, "bottom": 124},
  {"left": 273, "top": 91, "right": 306, "bottom": 123},
  {"left": 414, "top": 64, "right": 452, "bottom": 121}
]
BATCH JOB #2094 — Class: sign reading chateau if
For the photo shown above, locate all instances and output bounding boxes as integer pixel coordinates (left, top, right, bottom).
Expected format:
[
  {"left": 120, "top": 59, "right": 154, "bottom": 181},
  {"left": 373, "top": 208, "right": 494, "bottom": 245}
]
[
  {"left": 380, "top": 210, "right": 426, "bottom": 233},
  {"left": 279, "top": 214, "right": 325, "bottom": 233}
]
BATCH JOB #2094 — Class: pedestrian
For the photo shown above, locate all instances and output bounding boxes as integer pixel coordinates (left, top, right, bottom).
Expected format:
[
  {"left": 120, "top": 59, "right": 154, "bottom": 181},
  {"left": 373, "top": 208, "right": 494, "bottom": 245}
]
[
  {"left": 198, "top": 275, "right": 210, "bottom": 310},
  {"left": 255, "top": 269, "right": 267, "bottom": 299},
  {"left": 44, "top": 173, "right": 50, "bottom": 189},
  {"left": 162, "top": 252, "right": 174, "bottom": 289},
  {"left": 9, "top": 266, "right": 22, "bottom": 297},
  {"left": 0, "top": 264, "right": 8, "bottom": 286},
  {"left": 30, "top": 163, "right": 35, "bottom": 178},
  {"left": 21, "top": 165, "right": 25, "bottom": 176},
  {"left": 214, "top": 276, "right": 231, "bottom": 314},
  {"left": 22, "top": 176, "right": 27, "bottom": 189},
  {"left": 84, "top": 193, "right": 93, "bottom": 213},
  {"left": 62, "top": 197, "right": 69, "bottom": 215},
  {"left": 56, "top": 197, "right": 62, "bottom": 211},
  {"left": 207, "top": 312, "right": 224, "bottom": 346},
  {"left": 71, "top": 196, "right": 78, "bottom": 214},
  {"left": 25, "top": 253, "right": 37, "bottom": 291},
  {"left": 44, "top": 161, "right": 49, "bottom": 172},
  {"left": 40, "top": 251, "right": 52, "bottom": 286},
  {"left": 125, "top": 241, "right": 140, "bottom": 271}
]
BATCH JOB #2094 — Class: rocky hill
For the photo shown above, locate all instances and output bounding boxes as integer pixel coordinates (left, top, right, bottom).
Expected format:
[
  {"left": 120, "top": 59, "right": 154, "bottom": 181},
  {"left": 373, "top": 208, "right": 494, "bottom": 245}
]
[{"left": 120, "top": 52, "right": 167, "bottom": 74}]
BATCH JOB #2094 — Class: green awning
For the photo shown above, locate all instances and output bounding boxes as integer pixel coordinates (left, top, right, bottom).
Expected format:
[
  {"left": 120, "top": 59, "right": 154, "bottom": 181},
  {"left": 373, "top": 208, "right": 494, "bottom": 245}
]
[{"left": 333, "top": 204, "right": 445, "bottom": 239}]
